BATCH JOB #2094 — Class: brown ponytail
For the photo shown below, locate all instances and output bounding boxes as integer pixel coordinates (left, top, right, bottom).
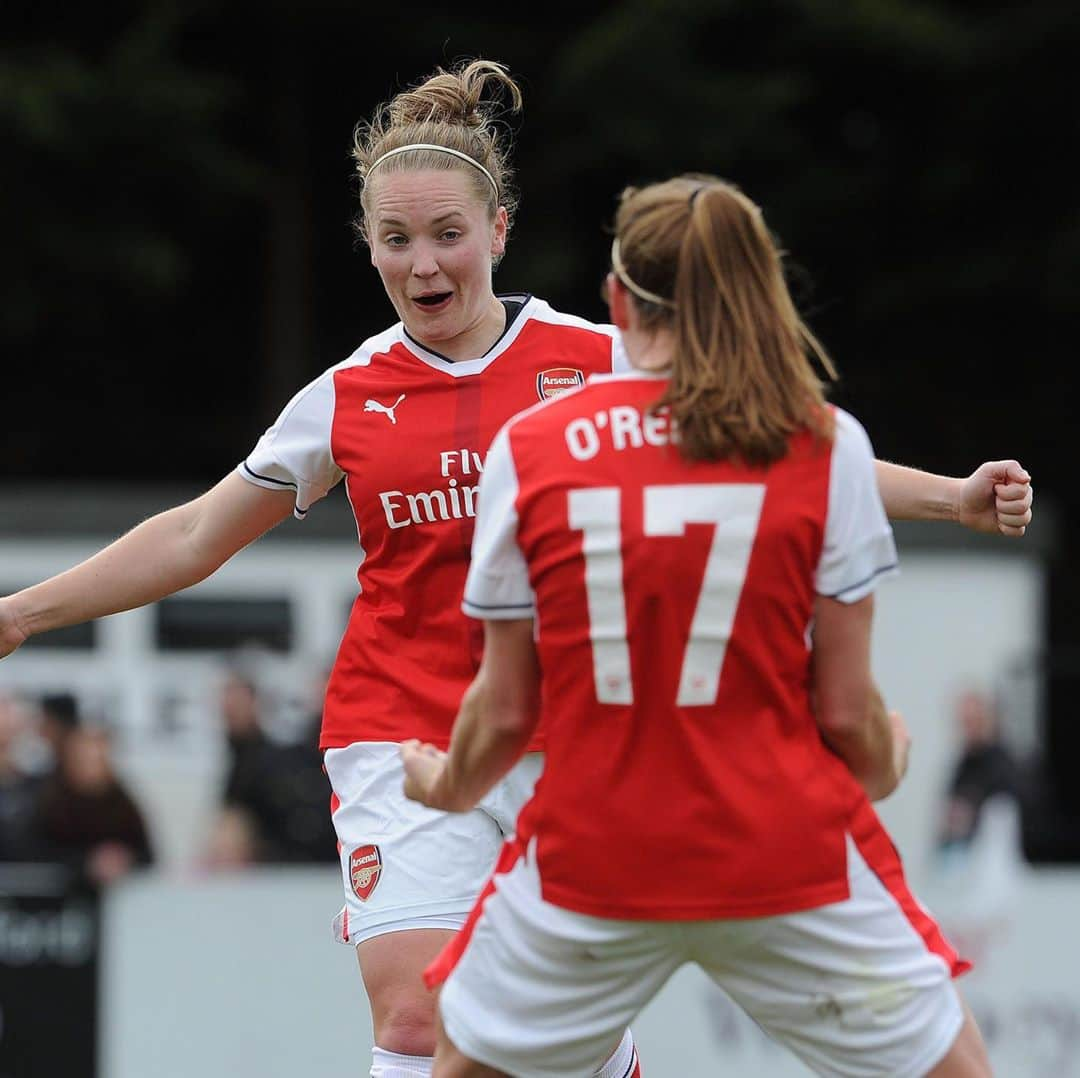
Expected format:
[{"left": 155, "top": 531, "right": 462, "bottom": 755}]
[{"left": 614, "top": 174, "right": 836, "bottom": 465}]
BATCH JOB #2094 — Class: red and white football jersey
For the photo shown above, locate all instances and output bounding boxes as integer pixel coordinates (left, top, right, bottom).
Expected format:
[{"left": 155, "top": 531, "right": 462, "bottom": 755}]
[
  {"left": 238, "top": 295, "right": 625, "bottom": 749},
  {"left": 464, "top": 371, "right": 900, "bottom": 920}
]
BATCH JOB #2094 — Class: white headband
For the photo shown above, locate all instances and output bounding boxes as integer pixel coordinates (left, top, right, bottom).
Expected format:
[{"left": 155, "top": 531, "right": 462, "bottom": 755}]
[
  {"left": 610, "top": 238, "right": 675, "bottom": 309},
  {"left": 365, "top": 143, "right": 499, "bottom": 197}
]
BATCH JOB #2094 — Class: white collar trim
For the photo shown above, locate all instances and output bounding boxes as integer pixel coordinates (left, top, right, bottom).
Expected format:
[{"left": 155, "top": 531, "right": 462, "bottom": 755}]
[{"left": 397, "top": 294, "right": 534, "bottom": 378}]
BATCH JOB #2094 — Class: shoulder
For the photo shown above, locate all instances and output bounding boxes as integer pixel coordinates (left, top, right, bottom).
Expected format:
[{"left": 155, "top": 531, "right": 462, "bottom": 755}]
[
  {"left": 335, "top": 324, "right": 405, "bottom": 374},
  {"left": 281, "top": 326, "right": 402, "bottom": 401},
  {"left": 830, "top": 407, "right": 877, "bottom": 463},
  {"left": 255, "top": 324, "right": 404, "bottom": 442},
  {"left": 518, "top": 298, "right": 625, "bottom": 373},
  {"left": 522, "top": 297, "right": 620, "bottom": 343},
  {"left": 283, "top": 325, "right": 405, "bottom": 413}
]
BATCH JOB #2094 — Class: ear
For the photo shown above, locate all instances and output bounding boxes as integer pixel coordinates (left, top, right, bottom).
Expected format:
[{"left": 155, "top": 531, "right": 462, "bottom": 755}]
[
  {"left": 607, "top": 273, "right": 632, "bottom": 331},
  {"left": 491, "top": 206, "right": 509, "bottom": 259}
]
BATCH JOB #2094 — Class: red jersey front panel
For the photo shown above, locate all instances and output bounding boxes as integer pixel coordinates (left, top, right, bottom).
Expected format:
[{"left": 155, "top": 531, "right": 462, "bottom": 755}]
[
  {"left": 464, "top": 373, "right": 899, "bottom": 920},
  {"left": 239, "top": 297, "right": 622, "bottom": 749}
]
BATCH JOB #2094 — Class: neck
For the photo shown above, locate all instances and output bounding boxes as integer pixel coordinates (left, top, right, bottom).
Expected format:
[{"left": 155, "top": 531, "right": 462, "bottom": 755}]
[
  {"left": 624, "top": 325, "right": 676, "bottom": 372},
  {"left": 412, "top": 295, "right": 507, "bottom": 363}
]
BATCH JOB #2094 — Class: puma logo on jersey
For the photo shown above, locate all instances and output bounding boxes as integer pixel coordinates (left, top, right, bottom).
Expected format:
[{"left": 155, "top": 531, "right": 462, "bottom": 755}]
[{"left": 364, "top": 394, "right": 406, "bottom": 423}]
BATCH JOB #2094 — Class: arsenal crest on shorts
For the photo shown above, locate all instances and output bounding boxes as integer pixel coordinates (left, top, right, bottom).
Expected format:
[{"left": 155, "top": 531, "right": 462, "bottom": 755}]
[
  {"left": 536, "top": 367, "right": 585, "bottom": 401},
  {"left": 349, "top": 844, "right": 382, "bottom": 902}
]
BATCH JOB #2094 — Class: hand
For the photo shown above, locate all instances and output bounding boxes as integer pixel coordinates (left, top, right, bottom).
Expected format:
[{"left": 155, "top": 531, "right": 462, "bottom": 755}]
[
  {"left": 957, "top": 460, "right": 1032, "bottom": 537},
  {"left": 887, "top": 710, "right": 911, "bottom": 793},
  {"left": 862, "top": 709, "right": 911, "bottom": 802},
  {"left": 0, "top": 597, "right": 29, "bottom": 660},
  {"left": 400, "top": 739, "right": 449, "bottom": 809}
]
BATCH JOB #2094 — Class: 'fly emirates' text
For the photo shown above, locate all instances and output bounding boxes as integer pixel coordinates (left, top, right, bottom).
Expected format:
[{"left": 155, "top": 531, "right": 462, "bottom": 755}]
[
  {"left": 376, "top": 406, "right": 673, "bottom": 530},
  {"left": 378, "top": 450, "right": 484, "bottom": 529}
]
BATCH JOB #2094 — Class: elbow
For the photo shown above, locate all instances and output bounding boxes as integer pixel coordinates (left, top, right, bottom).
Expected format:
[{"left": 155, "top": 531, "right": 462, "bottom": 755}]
[
  {"left": 814, "top": 675, "right": 878, "bottom": 741},
  {"left": 466, "top": 673, "right": 536, "bottom": 739},
  {"left": 481, "top": 683, "right": 538, "bottom": 742},
  {"left": 864, "top": 770, "right": 901, "bottom": 803},
  {"left": 485, "top": 702, "right": 534, "bottom": 740},
  {"left": 816, "top": 706, "right": 866, "bottom": 741}
]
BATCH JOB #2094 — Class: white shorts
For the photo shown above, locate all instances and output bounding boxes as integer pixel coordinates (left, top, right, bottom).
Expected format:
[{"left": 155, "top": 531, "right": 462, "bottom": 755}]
[
  {"left": 438, "top": 836, "right": 967, "bottom": 1078},
  {"left": 323, "top": 742, "right": 543, "bottom": 946}
]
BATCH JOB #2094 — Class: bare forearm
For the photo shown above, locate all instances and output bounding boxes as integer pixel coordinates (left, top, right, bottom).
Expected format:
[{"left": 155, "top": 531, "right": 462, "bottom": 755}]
[
  {"left": 822, "top": 686, "right": 898, "bottom": 801},
  {"left": 10, "top": 505, "right": 224, "bottom": 638},
  {"left": 875, "top": 460, "right": 961, "bottom": 523},
  {"left": 0, "top": 475, "right": 294, "bottom": 660},
  {"left": 431, "top": 683, "right": 533, "bottom": 812}
]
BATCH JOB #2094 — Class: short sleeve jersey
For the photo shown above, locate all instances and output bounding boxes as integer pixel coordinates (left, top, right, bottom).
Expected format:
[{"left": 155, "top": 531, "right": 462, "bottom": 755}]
[
  {"left": 464, "top": 372, "right": 900, "bottom": 920},
  {"left": 237, "top": 295, "right": 625, "bottom": 750}
]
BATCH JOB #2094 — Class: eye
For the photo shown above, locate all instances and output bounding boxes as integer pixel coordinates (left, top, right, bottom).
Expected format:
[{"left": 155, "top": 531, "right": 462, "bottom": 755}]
[
  {"left": 440, "top": 229, "right": 462, "bottom": 242},
  {"left": 383, "top": 234, "right": 408, "bottom": 248}
]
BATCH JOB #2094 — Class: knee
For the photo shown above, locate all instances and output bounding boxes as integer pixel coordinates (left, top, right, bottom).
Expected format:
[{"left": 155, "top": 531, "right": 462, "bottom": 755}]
[{"left": 374, "top": 999, "right": 438, "bottom": 1057}]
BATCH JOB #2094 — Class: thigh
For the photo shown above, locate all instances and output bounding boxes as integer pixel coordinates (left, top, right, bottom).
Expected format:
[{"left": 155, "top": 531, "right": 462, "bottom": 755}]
[
  {"left": 439, "top": 844, "right": 678, "bottom": 1078},
  {"left": 325, "top": 742, "right": 506, "bottom": 946},
  {"left": 358, "top": 928, "right": 456, "bottom": 1024},
  {"left": 926, "top": 997, "right": 991, "bottom": 1078},
  {"left": 697, "top": 837, "right": 966, "bottom": 1078}
]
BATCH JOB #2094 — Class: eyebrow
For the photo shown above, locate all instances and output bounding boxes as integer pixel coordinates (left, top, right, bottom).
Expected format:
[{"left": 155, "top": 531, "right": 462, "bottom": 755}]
[{"left": 377, "top": 211, "right": 466, "bottom": 229}]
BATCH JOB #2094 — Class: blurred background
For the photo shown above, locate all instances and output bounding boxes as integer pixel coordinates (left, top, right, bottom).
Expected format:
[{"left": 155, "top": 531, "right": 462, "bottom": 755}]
[{"left": 1, "top": 3, "right": 1077, "bottom": 1076}]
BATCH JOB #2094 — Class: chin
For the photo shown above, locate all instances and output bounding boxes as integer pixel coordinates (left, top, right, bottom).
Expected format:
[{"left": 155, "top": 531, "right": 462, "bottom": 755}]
[
  {"left": 410, "top": 313, "right": 460, "bottom": 342},
  {"left": 408, "top": 321, "right": 453, "bottom": 344}
]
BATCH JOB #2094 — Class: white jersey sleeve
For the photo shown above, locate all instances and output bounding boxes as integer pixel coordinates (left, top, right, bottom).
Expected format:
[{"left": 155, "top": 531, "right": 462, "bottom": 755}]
[
  {"left": 816, "top": 409, "right": 899, "bottom": 603},
  {"left": 237, "top": 368, "right": 344, "bottom": 519},
  {"left": 462, "top": 425, "right": 535, "bottom": 620}
]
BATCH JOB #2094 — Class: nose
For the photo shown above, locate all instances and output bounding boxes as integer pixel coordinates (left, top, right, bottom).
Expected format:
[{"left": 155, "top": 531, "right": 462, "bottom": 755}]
[{"left": 410, "top": 241, "right": 439, "bottom": 279}]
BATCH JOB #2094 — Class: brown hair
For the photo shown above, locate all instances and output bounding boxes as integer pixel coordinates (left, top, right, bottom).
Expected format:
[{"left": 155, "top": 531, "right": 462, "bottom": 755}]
[
  {"left": 613, "top": 173, "right": 837, "bottom": 465},
  {"left": 352, "top": 59, "right": 522, "bottom": 253}
]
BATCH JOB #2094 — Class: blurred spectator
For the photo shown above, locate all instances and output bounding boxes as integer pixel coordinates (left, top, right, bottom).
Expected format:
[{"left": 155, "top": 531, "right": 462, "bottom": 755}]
[
  {"left": 937, "top": 687, "right": 1024, "bottom": 855},
  {"left": 32, "top": 718, "right": 155, "bottom": 888},
  {"left": 36, "top": 692, "right": 80, "bottom": 771},
  {"left": 199, "top": 803, "right": 261, "bottom": 871},
  {"left": 218, "top": 666, "right": 269, "bottom": 805},
  {"left": 234, "top": 664, "right": 337, "bottom": 864},
  {"left": 0, "top": 691, "right": 48, "bottom": 861},
  {"left": 928, "top": 687, "right": 1029, "bottom": 950},
  {"left": 204, "top": 664, "right": 337, "bottom": 866}
]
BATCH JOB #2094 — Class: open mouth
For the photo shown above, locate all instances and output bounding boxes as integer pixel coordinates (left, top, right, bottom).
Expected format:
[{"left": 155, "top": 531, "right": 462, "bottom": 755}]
[{"left": 414, "top": 292, "right": 452, "bottom": 308}]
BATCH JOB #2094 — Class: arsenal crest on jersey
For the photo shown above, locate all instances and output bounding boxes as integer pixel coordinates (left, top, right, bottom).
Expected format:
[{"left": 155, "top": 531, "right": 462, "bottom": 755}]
[
  {"left": 536, "top": 367, "right": 585, "bottom": 401},
  {"left": 349, "top": 844, "right": 382, "bottom": 902}
]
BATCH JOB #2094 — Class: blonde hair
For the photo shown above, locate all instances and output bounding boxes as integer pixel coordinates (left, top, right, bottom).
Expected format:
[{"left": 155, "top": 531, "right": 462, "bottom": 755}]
[
  {"left": 613, "top": 173, "right": 837, "bottom": 465},
  {"left": 352, "top": 59, "right": 522, "bottom": 251}
]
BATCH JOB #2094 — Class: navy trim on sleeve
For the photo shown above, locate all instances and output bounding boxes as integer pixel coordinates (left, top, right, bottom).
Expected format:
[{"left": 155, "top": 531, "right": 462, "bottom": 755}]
[
  {"left": 824, "top": 562, "right": 899, "bottom": 600},
  {"left": 462, "top": 599, "right": 535, "bottom": 612},
  {"left": 242, "top": 461, "right": 298, "bottom": 490}
]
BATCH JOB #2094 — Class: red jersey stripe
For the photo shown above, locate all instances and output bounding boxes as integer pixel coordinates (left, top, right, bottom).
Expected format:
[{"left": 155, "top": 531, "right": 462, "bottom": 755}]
[
  {"left": 849, "top": 798, "right": 972, "bottom": 978},
  {"left": 423, "top": 835, "right": 527, "bottom": 990}
]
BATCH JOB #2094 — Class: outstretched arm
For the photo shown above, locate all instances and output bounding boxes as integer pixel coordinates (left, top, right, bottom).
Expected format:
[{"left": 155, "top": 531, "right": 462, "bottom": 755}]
[
  {"left": 0, "top": 472, "right": 296, "bottom": 658},
  {"left": 875, "top": 459, "right": 1032, "bottom": 537}
]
